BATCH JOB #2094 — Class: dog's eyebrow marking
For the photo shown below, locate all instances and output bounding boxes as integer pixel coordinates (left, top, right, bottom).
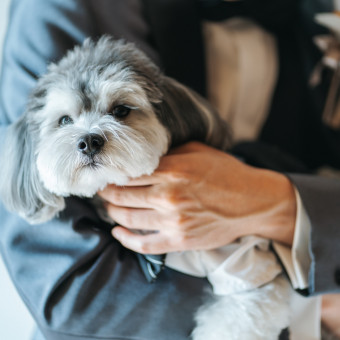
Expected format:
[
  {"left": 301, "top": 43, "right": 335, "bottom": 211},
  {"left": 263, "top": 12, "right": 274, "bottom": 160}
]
[
  {"left": 34, "top": 88, "right": 47, "bottom": 99},
  {"left": 30, "top": 104, "right": 45, "bottom": 112},
  {"left": 27, "top": 88, "right": 47, "bottom": 112},
  {"left": 79, "top": 81, "right": 92, "bottom": 111}
]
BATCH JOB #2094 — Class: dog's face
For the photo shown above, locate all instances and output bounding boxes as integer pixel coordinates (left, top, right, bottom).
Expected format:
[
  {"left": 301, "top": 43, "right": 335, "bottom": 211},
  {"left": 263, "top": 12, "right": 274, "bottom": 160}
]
[
  {"left": 0, "top": 36, "right": 230, "bottom": 223},
  {"left": 33, "top": 43, "right": 169, "bottom": 197}
]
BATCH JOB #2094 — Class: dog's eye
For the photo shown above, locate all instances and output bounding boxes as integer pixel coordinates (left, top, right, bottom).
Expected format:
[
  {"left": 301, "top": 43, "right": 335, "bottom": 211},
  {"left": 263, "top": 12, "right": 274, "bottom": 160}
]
[
  {"left": 58, "top": 115, "right": 74, "bottom": 126},
  {"left": 111, "top": 105, "right": 131, "bottom": 118}
]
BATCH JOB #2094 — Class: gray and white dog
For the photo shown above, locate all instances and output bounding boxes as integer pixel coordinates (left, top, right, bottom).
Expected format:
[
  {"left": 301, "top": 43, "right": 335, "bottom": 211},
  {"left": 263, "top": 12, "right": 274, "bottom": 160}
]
[
  {"left": 0, "top": 36, "right": 230, "bottom": 223},
  {"left": 0, "top": 37, "right": 292, "bottom": 340}
]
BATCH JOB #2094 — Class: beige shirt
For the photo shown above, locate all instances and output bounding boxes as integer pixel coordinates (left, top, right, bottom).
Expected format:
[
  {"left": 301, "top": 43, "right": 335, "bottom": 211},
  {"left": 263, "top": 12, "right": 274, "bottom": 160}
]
[{"left": 204, "top": 18, "right": 278, "bottom": 142}]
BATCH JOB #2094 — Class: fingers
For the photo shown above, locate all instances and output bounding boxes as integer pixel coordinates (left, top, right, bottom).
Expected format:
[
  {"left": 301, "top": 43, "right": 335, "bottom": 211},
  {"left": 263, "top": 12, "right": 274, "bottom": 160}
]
[
  {"left": 119, "top": 175, "right": 162, "bottom": 186},
  {"left": 99, "top": 141, "right": 232, "bottom": 254},
  {"left": 98, "top": 185, "right": 157, "bottom": 209},
  {"left": 105, "top": 204, "right": 162, "bottom": 231},
  {"left": 111, "top": 227, "right": 170, "bottom": 254}
]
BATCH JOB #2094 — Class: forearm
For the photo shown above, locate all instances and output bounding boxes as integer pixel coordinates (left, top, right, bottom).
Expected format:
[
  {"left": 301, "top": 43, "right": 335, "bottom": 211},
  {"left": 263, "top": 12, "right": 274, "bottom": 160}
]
[{"left": 235, "top": 168, "right": 296, "bottom": 246}]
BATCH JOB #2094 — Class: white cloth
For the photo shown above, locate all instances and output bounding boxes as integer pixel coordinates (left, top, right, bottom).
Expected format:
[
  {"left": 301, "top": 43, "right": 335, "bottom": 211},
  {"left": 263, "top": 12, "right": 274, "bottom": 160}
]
[
  {"left": 165, "top": 234, "right": 320, "bottom": 339},
  {"left": 165, "top": 18, "right": 321, "bottom": 339},
  {"left": 290, "top": 292, "right": 322, "bottom": 340},
  {"left": 273, "top": 189, "right": 312, "bottom": 290},
  {"left": 166, "top": 236, "right": 282, "bottom": 295}
]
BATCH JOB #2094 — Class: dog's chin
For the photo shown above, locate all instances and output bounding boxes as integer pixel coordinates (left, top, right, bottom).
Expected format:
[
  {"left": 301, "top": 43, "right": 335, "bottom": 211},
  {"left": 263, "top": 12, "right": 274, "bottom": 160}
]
[
  {"left": 37, "top": 153, "right": 162, "bottom": 198},
  {"left": 65, "top": 166, "right": 130, "bottom": 197}
]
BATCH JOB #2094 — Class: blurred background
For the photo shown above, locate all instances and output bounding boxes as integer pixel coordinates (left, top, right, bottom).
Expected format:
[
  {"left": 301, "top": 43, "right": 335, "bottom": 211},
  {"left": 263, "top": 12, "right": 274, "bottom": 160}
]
[{"left": 0, "top": 0, "right": 36, "bottom": 339}]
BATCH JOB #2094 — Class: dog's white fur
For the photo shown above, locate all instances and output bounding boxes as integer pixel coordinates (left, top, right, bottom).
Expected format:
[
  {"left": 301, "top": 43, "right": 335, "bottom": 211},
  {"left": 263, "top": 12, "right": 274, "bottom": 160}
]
[
  {"left": 0, "top": 36, "right": 292, "bottom": 339},
  {"left": 192, "top": 275, "right": 291, "bottom": 340}
]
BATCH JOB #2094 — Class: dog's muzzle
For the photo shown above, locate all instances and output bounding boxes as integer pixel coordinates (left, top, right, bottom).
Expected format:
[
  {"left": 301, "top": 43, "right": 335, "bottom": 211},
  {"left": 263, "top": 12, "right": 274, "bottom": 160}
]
[{"left": 77, "top": 133, "right": 105, "bottom": 157}]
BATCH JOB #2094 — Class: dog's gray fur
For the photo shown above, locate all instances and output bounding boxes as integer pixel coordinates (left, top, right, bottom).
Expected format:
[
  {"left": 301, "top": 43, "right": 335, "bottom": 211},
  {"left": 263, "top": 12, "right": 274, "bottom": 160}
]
[{"left": 0, "top": 36, "right": 230, "bottom": 224}]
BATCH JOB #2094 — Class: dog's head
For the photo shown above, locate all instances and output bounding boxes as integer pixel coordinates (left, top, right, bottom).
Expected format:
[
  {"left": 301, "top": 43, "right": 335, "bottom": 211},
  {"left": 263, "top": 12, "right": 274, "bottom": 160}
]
[{"left": 0, "top": 36, "right": 230, "bottom": 224}]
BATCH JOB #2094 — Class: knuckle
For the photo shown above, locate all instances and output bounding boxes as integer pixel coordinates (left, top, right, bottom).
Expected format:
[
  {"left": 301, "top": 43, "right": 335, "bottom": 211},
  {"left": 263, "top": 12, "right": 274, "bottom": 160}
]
[
  {"left": 172, "top": 212, "right": 190, "bottom": 228},
  {"left": 170, "top": 230, "right": 190, "bottom": 248},
  {"left": 168, "top": 169, "right": 185, "bottom": 182},
  {"left": 162, "top": 186, "right": 181, "bottom": 207},
  {"left": 109, "top": 189, "right": 124, "bottom": 205},
  {"left": 160, "top": 165, "right": 185, "bottom": 183},
  {"left": 138, "top": 242, "right": 151, "bottom": 254}
]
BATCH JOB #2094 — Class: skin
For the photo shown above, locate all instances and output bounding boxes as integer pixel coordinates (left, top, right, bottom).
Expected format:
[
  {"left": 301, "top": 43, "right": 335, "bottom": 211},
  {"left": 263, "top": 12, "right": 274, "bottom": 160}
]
[
  {"left": 99, "top": 141, "right": 340, "bottom": 335},
  {"left": 322, "top": 294, "right": 340, "bottom": 337},
  {"left": 98, "top": 141, "right": 297, "bottom": 254}
]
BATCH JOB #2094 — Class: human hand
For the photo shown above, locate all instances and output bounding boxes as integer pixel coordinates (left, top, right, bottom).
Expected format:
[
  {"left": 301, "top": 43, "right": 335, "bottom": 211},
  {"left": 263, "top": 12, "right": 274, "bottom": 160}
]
[
  {"left": 98, "top": 142, "right": 296, "bottom": 254},
  {"left": 322, "top": 294, "right": 340, "bottom": 337}
]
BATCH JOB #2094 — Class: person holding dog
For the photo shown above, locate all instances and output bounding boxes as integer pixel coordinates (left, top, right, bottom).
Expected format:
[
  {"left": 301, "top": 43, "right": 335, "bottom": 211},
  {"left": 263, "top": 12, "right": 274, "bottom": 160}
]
[{"left": 0, "top": 0, "right": 339, "bottom": 339}]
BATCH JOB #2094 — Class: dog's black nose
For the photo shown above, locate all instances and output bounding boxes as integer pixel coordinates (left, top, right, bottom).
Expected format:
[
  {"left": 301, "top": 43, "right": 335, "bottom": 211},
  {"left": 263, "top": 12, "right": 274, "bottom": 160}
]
[{"left": 77, "top": 134, "right": 104, "bottom": 156}]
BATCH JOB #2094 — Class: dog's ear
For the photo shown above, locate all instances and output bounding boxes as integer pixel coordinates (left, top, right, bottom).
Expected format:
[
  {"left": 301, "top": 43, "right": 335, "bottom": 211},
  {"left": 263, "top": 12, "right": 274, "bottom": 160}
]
[
  {"left": 154, "top": 76, "right": 231, "bottom": 150},
  {"left": 0, "top": 115, "right": 65, "bottom": 224}
]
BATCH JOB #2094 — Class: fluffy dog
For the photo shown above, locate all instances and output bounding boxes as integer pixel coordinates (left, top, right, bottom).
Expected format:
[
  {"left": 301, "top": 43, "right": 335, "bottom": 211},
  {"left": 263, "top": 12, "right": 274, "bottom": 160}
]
[{"left": 0, "top": 36, "right": 292, "bottom": 339}]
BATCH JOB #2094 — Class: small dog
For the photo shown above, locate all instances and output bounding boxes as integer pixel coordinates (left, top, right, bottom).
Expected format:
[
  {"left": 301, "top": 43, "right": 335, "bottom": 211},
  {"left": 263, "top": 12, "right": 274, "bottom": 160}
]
[{"left": 0, "top": 37, "right": 292, "bottom": 339}]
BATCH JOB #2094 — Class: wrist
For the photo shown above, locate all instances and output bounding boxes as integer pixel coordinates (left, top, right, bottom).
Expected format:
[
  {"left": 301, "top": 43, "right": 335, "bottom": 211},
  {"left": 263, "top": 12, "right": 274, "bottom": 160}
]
[
  {"left": 262, "top": 171, "right": 296, "bottom": 246},
  {"left": 240, "top": 168, "right": 297, "bottom": 246}
]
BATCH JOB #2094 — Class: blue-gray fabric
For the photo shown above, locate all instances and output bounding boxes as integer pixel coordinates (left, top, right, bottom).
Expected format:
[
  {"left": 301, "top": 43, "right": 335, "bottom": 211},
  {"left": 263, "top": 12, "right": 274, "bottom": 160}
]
[
  {"left": 0, "top": 1, "right": 208, "bottom": 339},
  {"left": 0, "top": 0, "right": 339, "bottom": 339}
]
